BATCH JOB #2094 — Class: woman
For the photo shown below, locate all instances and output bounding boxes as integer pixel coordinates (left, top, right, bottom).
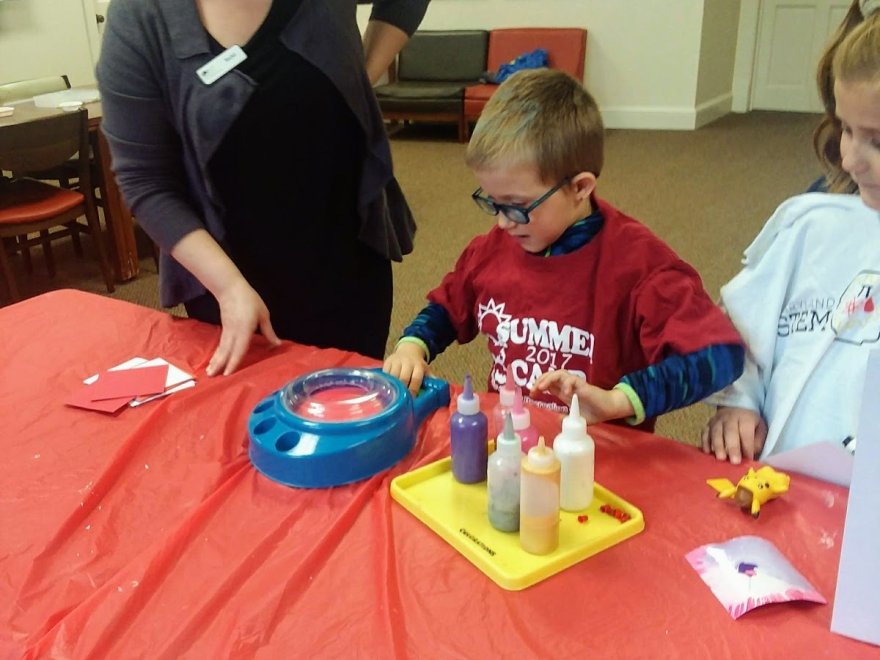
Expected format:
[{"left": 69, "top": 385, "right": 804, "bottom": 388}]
[{"left": 97, "top": 0, "right": 429, "bottom": 374}]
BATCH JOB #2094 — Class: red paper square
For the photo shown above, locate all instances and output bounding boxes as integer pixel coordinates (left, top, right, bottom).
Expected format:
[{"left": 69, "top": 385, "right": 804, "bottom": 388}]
[
  {"left": 66, "top": 387, "right": 132, "bottom": 413},
  {"left": 88, "top": 364, "right": 169, "bottom": 401}
]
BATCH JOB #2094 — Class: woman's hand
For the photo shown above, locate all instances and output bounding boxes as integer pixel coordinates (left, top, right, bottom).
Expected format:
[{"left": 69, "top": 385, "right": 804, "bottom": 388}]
[
  {"left": 170, "top": 229, "right": 281, "bottom": 377},
  {"left": 207, "top": 277, "right": 280, "bottom": 376}
]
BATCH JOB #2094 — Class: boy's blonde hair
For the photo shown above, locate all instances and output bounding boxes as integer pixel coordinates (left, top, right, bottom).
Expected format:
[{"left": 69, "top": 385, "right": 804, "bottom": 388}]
[
  {"left": 465, "top": 68, "right": 603, "bottom": 184},
  {"left": 814, "top": 2, "right": 880, "bottom": 193}
]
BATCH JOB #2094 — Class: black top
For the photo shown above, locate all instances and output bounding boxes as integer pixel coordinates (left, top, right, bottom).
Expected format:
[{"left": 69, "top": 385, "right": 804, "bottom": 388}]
[{"left": 205, "top": 1, "right": 392, "bottom": 358}]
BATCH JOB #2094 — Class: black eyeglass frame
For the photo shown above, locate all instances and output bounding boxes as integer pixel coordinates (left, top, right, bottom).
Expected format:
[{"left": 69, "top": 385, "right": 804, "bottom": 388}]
[{"left": 471, "top": 178, "right": 571, "bottom": 225}]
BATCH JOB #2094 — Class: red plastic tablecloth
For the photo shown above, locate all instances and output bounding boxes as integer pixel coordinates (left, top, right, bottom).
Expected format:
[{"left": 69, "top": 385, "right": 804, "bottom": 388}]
[{"left": 0, "top": 290, "right": 876, "bottom": 658}]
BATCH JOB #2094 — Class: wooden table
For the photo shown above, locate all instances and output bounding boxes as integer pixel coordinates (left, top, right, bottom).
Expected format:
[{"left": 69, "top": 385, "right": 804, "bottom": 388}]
[
  {"left": 1, "top": 291, "right": 876, "bottom": 659},
  {"left": 0, "top": 98, "right": 140, "bottom": 282}
]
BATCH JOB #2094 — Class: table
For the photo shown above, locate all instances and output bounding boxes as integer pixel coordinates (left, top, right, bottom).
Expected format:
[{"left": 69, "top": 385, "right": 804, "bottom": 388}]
[
  {"left": 0, "top": 290, "right": 876, "bottom": 659},
  {"left": 0, "top": 98, "right": 140, "bottom": 282}
]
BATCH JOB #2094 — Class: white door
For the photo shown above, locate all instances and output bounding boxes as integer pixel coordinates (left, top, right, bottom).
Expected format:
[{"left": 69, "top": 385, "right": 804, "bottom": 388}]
[
  {"left": 82, "top": 0, "right": 111, "bottom": 68},
  {"left": 751, "top": 0, "right": 852, "bottom": 112}
]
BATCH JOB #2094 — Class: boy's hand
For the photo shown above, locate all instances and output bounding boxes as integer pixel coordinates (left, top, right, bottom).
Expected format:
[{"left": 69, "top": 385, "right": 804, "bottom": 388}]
[
  {"left": 530, "top": 370, "right": 634, "bottom": 424},
  {"left": 700, "top": 406, "right": 767, "bottom": 464},
  {"left": 383, "top": 342, "right": 429, "bottom": 395}
]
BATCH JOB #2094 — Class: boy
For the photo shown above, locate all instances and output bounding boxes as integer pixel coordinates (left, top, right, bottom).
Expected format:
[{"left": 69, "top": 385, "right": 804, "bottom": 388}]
[{"left": 384, "top": 69, "right": 743, "bottom": 430}]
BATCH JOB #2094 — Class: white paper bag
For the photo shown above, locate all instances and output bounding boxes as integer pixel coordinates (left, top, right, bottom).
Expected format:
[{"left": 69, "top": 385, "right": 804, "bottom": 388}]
[{"left": 830, "top": 349, "right": 880, "bottom": 645}]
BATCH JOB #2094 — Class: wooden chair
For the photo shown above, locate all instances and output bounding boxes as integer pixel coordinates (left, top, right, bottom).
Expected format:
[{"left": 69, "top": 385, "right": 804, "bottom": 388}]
[
  {"left": 0, "top": 75, "right": 96, "bottom": 188},
  {"left": 0, "top": 109, "right": 114, "bottom": 302},
  {"left": 0, "top": 75, "right": 70, "bottom": 105},
  {"left": 0, "top": 75, "right": 105, "bottom": 263}
]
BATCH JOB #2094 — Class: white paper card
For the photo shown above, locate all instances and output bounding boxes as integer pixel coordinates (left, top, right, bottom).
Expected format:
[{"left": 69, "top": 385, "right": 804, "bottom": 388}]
[
  {"left": 196, "top": 45, "right": 247, "bottom": 85},
  {"left": 830, "top": 349, "right": 880, "bottom": 646},
  {"left": 84, "top": 357, "right": 148, "bottom": 384},
  {"left": 765, "top": 441, "right": 853, "bottom": 487},
  {"left": 32, "top": 88, "right": 100, "bottom": 108}
]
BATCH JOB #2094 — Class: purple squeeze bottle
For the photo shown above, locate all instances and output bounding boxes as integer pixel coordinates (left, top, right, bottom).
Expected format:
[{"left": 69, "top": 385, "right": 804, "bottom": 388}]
[
  {"left": 510, "top": 388, "right": 540, "bottom": 454},
  {"left": 492, "top": 364, "right": 517, "bottom": 440},
  {"left": 450, "top": 374, "right": 489, "bottom": 484}
]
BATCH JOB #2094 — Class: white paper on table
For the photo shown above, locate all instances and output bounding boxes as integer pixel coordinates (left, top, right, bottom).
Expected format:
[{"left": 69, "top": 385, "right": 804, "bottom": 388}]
[
  {"left": 831, "top": 349, "right": 880, "bottom": 646},
  {"left": 765, "top": 441, "right": 853, "bottom": 488},
  {"left": 83, "top": 357, "right": 195, "bottom": 406},
  {"left": 32, "top": 88, "right": 100, "bottom": 108},
  {"left": 128, "top": 357, "right": 195, "bottom": 405},
  {"left": 84, "top": 357, "right": 149, "bottom": 384}
]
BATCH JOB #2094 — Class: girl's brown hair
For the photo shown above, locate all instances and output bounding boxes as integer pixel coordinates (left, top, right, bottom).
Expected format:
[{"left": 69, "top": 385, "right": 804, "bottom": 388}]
[{"left": 813, "top": 1, "right": 880, "bottom": 193}]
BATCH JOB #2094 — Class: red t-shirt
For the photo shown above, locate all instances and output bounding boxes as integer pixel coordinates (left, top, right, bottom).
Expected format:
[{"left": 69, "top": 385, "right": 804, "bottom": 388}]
[{"left": 428, "top": 197, "right": 742, "bottom": 426}]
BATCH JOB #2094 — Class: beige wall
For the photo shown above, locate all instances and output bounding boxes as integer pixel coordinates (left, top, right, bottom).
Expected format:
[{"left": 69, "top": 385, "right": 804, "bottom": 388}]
[
  {"left": 0, "top": 0, "right": 97, "bottom": 88},
  {"left": 0, "top": 0, "right": 741, "bottom": 130},
  {"left": 359, "top": 0, "right": 741, "bottom": 129}
]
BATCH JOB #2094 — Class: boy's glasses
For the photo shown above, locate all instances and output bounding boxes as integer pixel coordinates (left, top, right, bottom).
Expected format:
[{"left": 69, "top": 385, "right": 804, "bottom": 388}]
[{"left": 471, "top": 178, "right": 569, "bottom": 225}]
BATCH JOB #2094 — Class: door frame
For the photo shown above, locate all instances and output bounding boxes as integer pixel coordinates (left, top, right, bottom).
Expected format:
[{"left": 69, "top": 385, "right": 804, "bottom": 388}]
[
  {"left": 80, "top": 0, "right": 104, "bottom": 71},
  {"left": 732, "top": 0, "right": 761, "bottom": 112}
]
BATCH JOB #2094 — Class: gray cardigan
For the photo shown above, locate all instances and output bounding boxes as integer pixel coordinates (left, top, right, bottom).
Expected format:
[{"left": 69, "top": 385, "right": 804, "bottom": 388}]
[{"left": 97, "top": 0, "right": 429, "bottom": 306}]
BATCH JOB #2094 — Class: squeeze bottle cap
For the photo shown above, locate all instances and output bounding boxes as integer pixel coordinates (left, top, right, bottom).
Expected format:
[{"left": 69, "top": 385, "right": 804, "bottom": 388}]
[
  {"left": 456, "top": 374, "right": 481, "bottom": 416},
  {"left": 562, "top": 395, "right": 587, "bottom": 434},
  {"left": 510, "top": 388, "right": 531, "bottom": 430},
  {"left": 496, "top": 411, "right": 521, "bottom": 454},
  {"left": 498, "top": 364, "right": 516, "bottom": 407},
  {"left": 526, "top": 436, "right": 556, "bottom": 469}
]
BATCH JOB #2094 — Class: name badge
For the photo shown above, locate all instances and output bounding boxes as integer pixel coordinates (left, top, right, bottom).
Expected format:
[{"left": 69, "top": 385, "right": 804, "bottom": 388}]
[{"left": 197, "top": 45, "right": 247, "bottom": 85}]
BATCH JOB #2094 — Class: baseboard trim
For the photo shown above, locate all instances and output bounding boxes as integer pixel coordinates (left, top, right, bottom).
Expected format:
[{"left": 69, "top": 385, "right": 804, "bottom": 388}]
[
  {"left": 695, "top": 92, "right": 733, "bottom": 128},
  {"left": 601, "top": 93, "right": 733, "bottom": 130}
]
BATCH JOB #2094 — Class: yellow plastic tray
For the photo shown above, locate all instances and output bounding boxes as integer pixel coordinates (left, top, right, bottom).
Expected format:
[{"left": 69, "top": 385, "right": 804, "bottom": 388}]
[{"left": 391, "top": 454, "right": 645, "bottom": 590}]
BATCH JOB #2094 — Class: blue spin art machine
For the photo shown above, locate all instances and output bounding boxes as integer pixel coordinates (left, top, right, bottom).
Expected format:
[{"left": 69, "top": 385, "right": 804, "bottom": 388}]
[{"left": 248, "top": 368, "right": 450, "bottom": 488}]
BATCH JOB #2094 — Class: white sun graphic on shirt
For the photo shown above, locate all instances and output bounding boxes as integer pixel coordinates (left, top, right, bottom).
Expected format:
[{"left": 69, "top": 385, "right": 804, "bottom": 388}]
[{"left": 477, "top": 298, "right": 512, "bottom": 367}]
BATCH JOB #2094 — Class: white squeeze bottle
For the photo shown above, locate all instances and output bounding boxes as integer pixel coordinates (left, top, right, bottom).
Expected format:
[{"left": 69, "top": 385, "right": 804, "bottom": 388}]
[
  {"left": 492, "top": 364, "right": 517, "bottom": 440},
  {"left": 553, "top": 395, "right": 595, "bottom": 511}
]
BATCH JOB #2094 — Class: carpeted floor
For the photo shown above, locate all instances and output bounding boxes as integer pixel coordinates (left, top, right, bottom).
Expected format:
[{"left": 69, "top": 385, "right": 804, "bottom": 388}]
[{"left": 1, "top": 110, "right": 820, "bottom": 444}]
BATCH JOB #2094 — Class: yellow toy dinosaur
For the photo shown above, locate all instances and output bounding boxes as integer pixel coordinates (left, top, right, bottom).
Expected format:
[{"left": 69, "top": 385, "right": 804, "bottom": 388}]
[{"left": 707, "top": 466, "right": 791, "bottom": 518}]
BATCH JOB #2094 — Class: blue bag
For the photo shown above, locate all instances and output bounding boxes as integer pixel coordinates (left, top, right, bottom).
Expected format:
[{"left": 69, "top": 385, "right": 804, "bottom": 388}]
[{"left": 493, "top": 48, "right": 549, "bottom": 83}]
